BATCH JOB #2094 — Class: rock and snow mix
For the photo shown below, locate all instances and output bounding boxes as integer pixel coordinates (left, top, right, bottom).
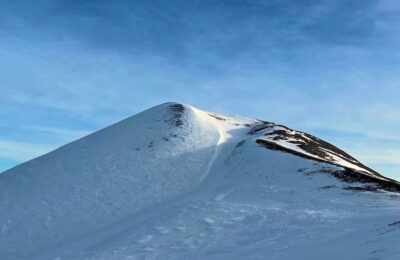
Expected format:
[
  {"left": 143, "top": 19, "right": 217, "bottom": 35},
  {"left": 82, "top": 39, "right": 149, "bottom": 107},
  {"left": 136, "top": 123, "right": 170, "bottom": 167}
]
[{"left": 0, "top": 103, "right": 399, "bottom": 260}]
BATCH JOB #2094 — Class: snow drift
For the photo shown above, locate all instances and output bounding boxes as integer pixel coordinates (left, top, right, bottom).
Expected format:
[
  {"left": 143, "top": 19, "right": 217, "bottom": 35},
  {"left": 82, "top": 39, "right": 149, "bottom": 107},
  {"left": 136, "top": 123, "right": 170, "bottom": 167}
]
[{"left": 1, "top": 102, "right": 399, "bottom": 260}]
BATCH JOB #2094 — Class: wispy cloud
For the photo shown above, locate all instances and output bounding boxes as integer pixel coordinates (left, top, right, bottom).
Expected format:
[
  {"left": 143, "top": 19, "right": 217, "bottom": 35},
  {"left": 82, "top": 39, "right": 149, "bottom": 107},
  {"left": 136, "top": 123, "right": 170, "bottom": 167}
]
[
  {"left": 352, "top": 148, "right": 400, "bottom": 165},
  {"left": 353, "top": 148, "right": 400, "bottom": 181},
  {"left": 0, "top": 140, "right": 56, "bottom": 162},
  {"left": 23, "top": 125, "right": 91, "bottom": 141}
]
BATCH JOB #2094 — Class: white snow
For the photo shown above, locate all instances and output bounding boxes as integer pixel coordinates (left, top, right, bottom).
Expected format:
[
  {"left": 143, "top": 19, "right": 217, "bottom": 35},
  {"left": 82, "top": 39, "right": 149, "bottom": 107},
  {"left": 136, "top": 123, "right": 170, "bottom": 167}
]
[
  {"left": 0, "top": 102, "right": 399, "bottom": 260},
  {"left": 256, "top": 125, "right": 378, "bottom": 176}
]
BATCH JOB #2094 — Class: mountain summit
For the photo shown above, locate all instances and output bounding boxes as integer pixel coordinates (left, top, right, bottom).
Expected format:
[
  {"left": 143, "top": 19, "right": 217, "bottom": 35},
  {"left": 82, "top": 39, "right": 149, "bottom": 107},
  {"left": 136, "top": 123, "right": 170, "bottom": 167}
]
[{"left": 1, "top": 102, "right": 399, "bottom": 260}]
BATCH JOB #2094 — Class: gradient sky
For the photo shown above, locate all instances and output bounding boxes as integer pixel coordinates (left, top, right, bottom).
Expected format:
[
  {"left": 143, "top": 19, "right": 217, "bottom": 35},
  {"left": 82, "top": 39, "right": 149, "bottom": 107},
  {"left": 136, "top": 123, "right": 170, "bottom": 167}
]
[{"left": 1, "top": 0, "right": 399, "bottom": 179}]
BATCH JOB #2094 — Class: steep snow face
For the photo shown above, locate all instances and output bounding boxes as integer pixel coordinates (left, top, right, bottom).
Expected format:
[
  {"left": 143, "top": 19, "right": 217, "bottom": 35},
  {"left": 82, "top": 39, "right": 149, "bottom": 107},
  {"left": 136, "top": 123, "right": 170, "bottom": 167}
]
[
  {"left": 1, "top": 103, "right": 399, "bottom": 260},
  {"left": 0, "top": 103, "right": 222, "bottom": 258}
]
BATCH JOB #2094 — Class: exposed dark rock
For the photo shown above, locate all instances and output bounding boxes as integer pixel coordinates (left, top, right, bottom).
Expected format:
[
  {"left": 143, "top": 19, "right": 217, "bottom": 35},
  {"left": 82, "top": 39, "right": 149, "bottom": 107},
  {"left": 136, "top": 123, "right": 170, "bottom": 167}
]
[
  {"left": 236, "top": 140, "right": 246, "bottom": 148},
  {"left": 256, "top": 139, "right": 400, "bottom": 193},
  {"left": 388, "top": 221, "right": 400, "bottom": 227},
  {"left": 169, "top": 103, "right": 185, "bottom": 113},
  {"left": 344, "top": 185, "right": 381, "bottom": 192},
  {"left": 320, "top": 185, "right": 336, "bottom": 189},
  {"left": 249, "top": 125, "right": 271, "bottom": 135},
  {"left": 165, "top": 104, "right": 185, "bottom": 128},
  {"left": 208, "top": 114, "right": 226, "bottom": 121}
]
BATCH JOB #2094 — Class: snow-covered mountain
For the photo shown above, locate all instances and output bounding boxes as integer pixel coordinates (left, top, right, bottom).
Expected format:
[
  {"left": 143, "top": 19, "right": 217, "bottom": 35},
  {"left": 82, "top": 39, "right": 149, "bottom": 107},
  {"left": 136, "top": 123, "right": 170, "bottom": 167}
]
[{"left": 1, "top": 102, "right": 399, "bottom": 260}]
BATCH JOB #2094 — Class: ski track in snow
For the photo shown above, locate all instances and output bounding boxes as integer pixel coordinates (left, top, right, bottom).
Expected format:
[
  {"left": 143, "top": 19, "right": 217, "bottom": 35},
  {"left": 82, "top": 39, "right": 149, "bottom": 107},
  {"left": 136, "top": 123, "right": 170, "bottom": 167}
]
[
  {"left": 191, "top": 107, "right": 228, "bottom": 176},
  {"left": 206, "top": 124, "right": 226, "bottom": 175},
  {"left": 1, "top": 103, "right": 400, "bottom": 260}
]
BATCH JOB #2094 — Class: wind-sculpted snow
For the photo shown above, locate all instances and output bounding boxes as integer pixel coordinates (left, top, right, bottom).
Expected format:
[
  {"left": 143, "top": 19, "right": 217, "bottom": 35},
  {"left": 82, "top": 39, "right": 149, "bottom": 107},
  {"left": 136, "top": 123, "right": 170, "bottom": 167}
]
[{"left": 0, "top": 103, "right": 399, "bottom": 260}]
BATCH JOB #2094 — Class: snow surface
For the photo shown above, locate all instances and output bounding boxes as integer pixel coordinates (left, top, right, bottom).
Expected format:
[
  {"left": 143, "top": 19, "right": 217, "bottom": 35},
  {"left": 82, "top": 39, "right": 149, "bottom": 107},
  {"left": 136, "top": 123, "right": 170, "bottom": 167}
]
[
  {"left": 0, "top": 102, "right": 399, "bottom": 260},
  {"left": 255, "top": 125, "right": 373, "bottom": 175}
]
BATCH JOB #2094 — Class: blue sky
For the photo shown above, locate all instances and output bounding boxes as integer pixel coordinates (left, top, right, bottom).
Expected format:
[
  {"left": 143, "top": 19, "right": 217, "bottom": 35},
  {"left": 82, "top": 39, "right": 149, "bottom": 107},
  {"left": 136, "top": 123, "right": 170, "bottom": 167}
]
[{"left": 1, "top": 0, "right": 399, "bottom": 179}]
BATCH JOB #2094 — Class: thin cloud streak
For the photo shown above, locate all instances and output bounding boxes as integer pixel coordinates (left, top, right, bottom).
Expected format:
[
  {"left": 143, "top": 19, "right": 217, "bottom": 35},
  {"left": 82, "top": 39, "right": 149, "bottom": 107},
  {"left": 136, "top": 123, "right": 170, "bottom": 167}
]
[
  {"left": 23, "top": 125, "right": 91, "bottom": 141},
  {"left": 0, "top": 140, "right": 56, "bottom": 162}
]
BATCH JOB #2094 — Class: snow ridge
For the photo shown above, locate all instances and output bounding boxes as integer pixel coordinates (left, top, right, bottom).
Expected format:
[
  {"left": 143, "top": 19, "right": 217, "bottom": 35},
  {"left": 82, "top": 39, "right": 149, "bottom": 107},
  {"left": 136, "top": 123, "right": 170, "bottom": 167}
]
[{"left": 1, "top": 102, "right": 399, "bottom": 260}]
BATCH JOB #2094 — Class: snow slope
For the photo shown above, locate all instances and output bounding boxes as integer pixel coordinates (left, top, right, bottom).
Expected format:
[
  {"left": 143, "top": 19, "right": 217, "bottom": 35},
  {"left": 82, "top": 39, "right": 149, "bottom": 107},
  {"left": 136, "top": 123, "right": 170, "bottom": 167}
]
[{"left": 1, "top": 103, "right": 399, "bottom": 260}]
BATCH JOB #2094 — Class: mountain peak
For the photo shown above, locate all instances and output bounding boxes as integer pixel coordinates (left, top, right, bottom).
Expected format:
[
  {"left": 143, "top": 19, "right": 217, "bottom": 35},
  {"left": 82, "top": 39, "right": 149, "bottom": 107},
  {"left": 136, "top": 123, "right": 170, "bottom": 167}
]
[{"left": 1, "top": 104, "right": 399, "bottom": 260}]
